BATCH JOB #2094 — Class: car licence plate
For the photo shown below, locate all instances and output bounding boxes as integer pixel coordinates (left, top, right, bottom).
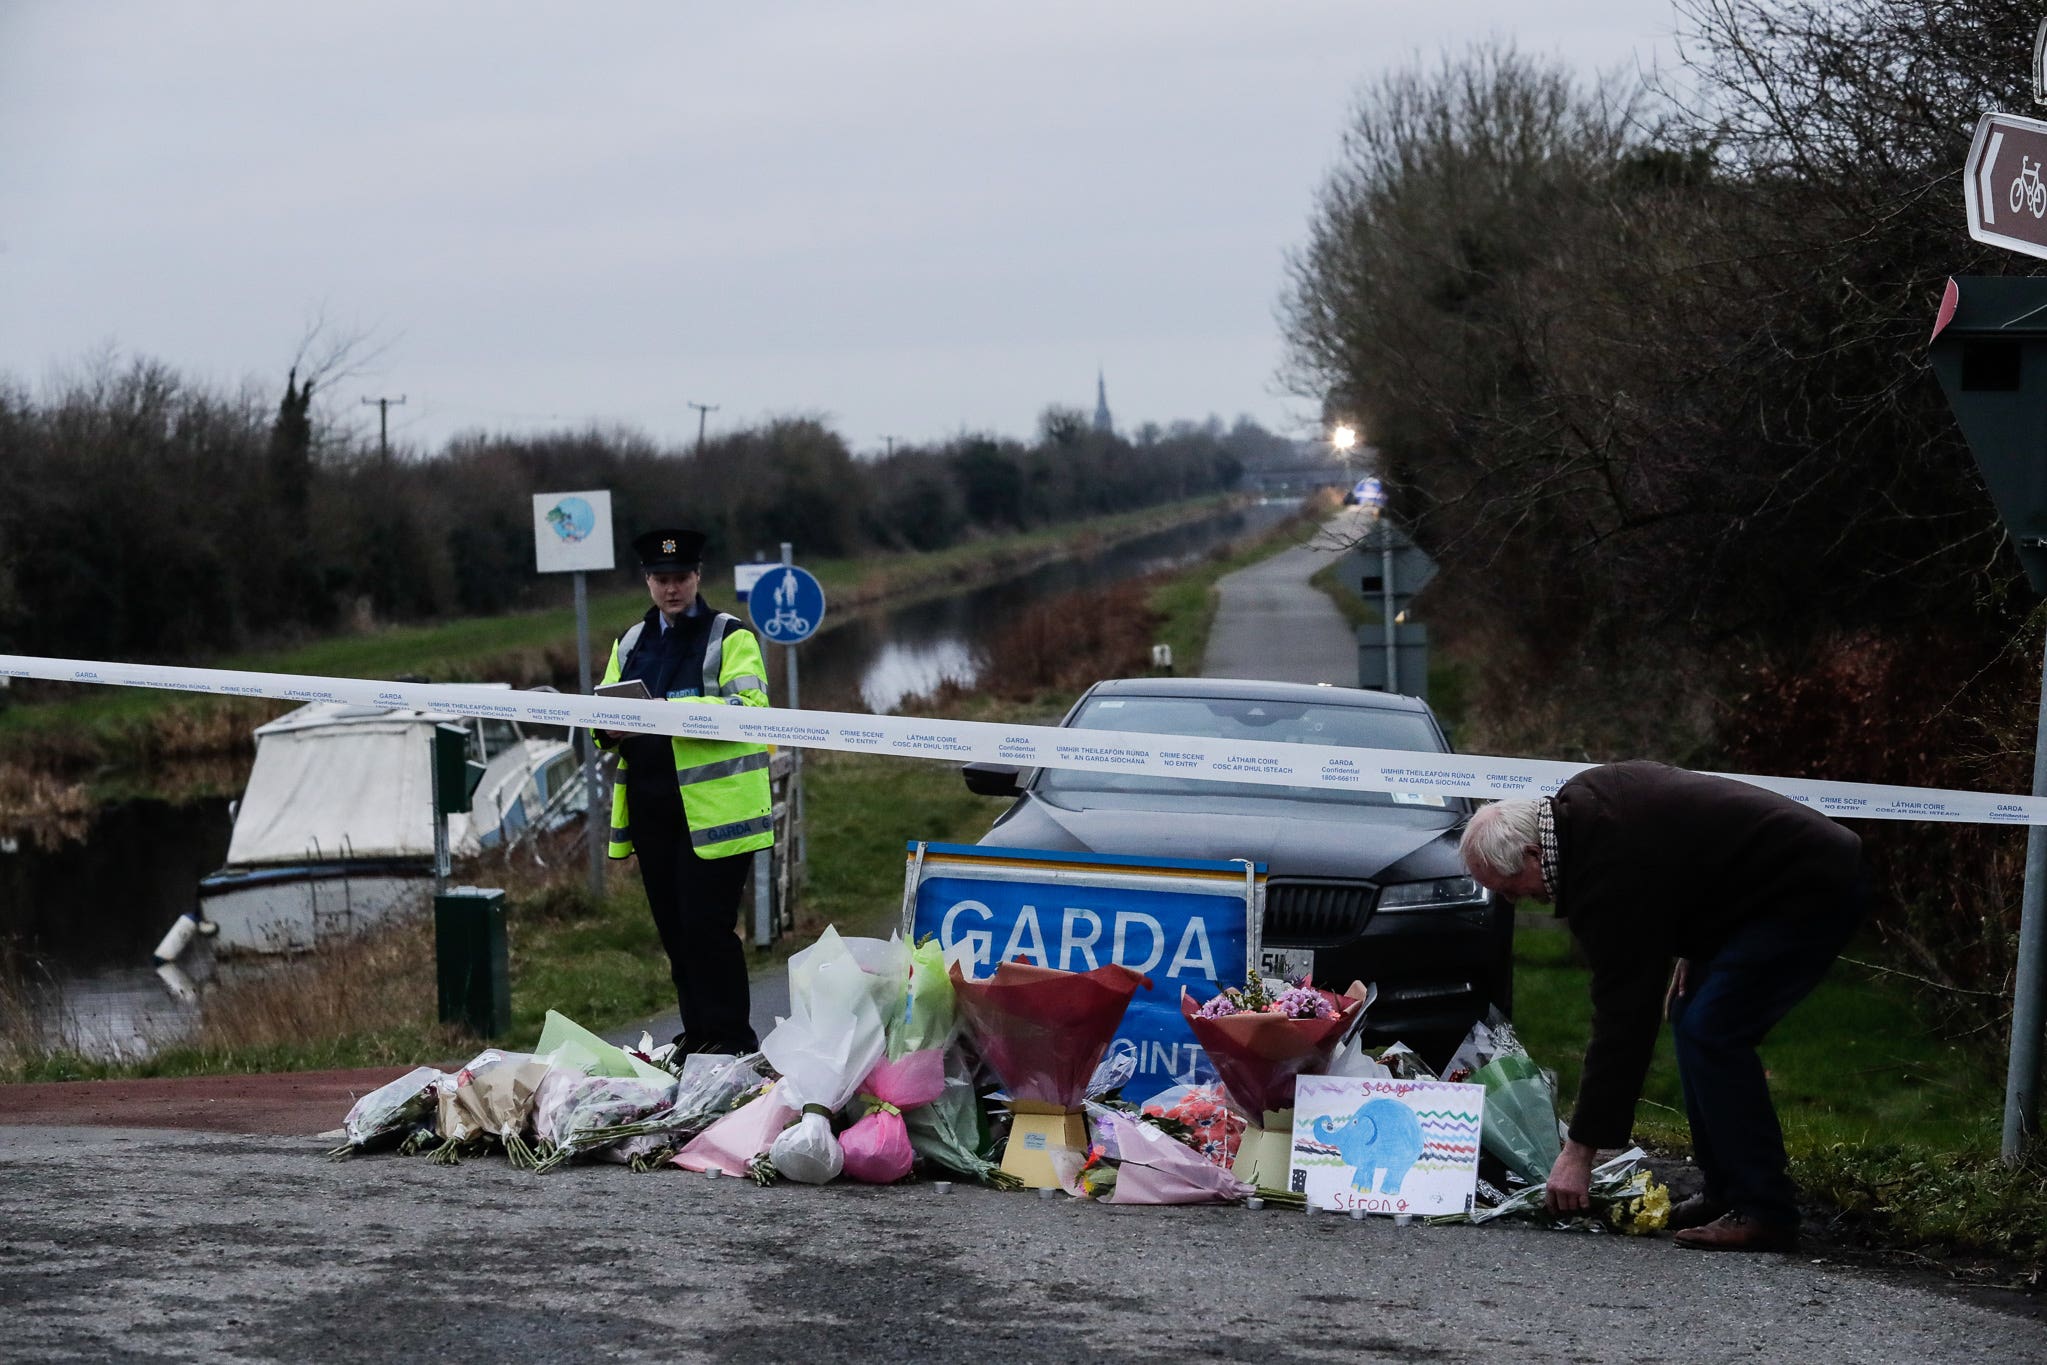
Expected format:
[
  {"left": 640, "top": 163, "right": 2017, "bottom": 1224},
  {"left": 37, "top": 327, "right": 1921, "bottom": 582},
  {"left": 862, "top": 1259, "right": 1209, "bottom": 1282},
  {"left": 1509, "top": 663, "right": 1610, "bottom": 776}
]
[{"left": 1257, "top": 946, "right": 1315, "bottom": 984}]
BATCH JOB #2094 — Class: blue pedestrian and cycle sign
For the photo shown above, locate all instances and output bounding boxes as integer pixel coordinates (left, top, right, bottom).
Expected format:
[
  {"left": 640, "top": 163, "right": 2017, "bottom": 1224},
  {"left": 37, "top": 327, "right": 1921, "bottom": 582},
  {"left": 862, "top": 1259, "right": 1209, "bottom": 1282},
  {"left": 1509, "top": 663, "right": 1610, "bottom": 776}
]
[
  {"left": 903, "top": 842, "right": 1264, "bottom": 1103},
  {"left": 747, "top": 564, "right": 826, "bottom": 644}
]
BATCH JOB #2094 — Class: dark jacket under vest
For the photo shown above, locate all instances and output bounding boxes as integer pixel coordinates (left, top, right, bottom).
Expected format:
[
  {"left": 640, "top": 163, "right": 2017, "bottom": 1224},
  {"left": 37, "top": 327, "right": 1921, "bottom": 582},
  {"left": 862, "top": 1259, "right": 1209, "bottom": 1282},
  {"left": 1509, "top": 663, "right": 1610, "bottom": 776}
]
[{"left": 1552, "top": 760, "right": 1864, "bottom": 1148}]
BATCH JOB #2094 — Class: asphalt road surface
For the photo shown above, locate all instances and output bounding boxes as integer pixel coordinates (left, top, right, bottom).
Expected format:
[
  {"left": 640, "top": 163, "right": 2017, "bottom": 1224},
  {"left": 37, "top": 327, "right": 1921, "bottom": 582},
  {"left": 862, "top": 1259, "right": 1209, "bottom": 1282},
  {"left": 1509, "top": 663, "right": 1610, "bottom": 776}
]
[
  {"left": 1, "top": 1123, "right": 2036, "bottom": 1364},
  {"left": 1200, "top": 507, "right": 1365, "bottom": 686}
]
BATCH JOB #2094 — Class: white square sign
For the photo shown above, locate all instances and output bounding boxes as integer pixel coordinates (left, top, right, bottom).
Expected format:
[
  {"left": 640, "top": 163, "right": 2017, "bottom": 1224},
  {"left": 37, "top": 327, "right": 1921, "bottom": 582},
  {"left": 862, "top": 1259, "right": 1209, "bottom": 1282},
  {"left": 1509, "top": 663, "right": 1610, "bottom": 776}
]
[
  {"left": 1288, "top": 1075, "right": 1485, "bottom": 1215},
  {"left": 533, "top": 490, "right": 615, "bottom": 574}
]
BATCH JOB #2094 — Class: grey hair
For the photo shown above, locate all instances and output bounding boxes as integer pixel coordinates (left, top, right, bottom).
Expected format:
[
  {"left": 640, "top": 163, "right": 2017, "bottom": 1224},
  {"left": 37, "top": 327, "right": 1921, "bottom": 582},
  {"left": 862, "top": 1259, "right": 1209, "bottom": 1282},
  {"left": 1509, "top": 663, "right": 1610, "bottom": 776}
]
[{"left": 1459, "top": 799, "right": 1544, "bottom": 877}]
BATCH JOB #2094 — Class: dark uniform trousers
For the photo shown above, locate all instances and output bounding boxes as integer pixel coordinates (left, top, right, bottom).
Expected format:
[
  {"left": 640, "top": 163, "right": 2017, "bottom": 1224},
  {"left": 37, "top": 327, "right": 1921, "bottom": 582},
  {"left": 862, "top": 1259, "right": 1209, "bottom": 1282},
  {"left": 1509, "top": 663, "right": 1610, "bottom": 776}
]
[{"left": 625, "top": 778, "right": 757, "bottom": 1051}]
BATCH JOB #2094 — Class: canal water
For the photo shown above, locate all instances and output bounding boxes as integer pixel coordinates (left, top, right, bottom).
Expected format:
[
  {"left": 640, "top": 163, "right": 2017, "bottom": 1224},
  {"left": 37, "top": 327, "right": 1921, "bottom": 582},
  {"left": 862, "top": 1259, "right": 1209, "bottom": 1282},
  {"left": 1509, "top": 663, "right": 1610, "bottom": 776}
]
[{"left": 0, "top": 500, "right": 1296, "bottom": 1056}]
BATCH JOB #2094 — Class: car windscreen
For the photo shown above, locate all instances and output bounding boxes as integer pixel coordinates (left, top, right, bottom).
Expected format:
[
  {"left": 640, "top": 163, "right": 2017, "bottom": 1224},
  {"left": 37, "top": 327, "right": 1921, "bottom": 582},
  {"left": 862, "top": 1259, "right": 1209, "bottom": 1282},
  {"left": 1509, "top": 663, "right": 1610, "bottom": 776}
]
[{"left": 1036, "top": 694, "right": 1457, "bottom": 809}]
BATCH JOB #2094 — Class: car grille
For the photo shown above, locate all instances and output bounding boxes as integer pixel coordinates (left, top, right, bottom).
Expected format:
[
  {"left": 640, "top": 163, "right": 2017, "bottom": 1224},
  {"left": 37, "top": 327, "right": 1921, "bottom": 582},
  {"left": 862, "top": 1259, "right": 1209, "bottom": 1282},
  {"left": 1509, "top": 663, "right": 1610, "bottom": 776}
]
[{"left": 1263, "top": 880, "right": 1375, "bottom": 947}]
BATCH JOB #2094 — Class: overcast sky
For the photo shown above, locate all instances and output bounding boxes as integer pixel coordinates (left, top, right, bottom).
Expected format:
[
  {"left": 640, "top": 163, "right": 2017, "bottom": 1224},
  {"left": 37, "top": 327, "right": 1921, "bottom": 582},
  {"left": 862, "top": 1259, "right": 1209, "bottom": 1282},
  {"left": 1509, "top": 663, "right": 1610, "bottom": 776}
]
[{"left": 0, "top": 2, "right": 1679, "bottom": 457}]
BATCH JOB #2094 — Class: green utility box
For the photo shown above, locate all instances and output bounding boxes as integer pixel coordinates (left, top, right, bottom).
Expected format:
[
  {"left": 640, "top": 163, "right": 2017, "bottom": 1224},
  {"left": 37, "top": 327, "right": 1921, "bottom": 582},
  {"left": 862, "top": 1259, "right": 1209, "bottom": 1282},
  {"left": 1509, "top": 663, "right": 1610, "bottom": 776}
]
[
  {"left": 431, "top": 722, "right": 487, "bottom": 816},
  {"left": 435, "top": 886, "right": 510, "bottom": 1038}
]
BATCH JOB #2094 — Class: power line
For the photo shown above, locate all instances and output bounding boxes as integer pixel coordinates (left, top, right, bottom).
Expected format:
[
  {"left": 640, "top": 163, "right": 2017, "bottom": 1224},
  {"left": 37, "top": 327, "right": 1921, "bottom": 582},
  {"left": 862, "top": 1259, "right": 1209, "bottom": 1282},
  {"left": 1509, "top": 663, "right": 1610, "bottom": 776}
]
[{"left": 361, "top": 394, "right": 407, "bottom": 462}]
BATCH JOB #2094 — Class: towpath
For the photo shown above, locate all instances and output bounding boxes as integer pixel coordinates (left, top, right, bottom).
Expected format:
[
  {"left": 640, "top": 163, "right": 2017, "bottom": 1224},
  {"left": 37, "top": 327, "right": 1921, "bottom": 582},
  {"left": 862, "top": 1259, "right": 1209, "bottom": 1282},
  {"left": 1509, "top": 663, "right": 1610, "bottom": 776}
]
[{"left": 1200, "top": 505, "right": 1365, "bottom": 685}]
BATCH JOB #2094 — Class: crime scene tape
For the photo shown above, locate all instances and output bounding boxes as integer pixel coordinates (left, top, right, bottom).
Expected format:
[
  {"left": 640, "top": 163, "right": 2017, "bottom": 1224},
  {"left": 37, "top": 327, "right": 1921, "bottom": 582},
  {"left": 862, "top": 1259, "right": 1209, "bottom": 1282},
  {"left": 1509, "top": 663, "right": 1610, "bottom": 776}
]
[{"left": 4, "top": 652, "right": 2045, "bottom": 826}]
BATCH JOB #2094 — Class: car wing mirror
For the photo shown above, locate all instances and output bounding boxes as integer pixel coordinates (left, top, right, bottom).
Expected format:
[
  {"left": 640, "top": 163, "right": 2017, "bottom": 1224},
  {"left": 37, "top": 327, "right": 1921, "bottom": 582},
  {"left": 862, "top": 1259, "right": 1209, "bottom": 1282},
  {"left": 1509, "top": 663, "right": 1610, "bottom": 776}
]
[{"left": 961, "top": 762, "right": 1023, "bottom": 798}]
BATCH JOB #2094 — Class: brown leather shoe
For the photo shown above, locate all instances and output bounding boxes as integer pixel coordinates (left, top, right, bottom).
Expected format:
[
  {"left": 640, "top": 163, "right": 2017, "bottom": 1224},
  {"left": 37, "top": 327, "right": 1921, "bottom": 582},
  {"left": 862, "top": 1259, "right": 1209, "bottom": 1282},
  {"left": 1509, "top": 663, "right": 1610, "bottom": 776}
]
[
  {"left": 1672, "top": 1212, "right": 1798, "bottom": 1252},
  {"left": 1668, "top": 1193, "right": 1729, "bottom": 1232}
]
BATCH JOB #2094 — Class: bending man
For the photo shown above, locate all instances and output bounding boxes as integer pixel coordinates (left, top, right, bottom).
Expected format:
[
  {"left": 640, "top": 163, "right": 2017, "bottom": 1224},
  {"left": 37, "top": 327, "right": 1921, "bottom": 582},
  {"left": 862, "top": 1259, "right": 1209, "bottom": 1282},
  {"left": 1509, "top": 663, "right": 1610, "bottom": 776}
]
[
  {"left": 1459, "top": 760, "right": 1868, "bottom": 1252},
  {"left": 596, "top": 528, "right": 775, "bottom": 1057}
]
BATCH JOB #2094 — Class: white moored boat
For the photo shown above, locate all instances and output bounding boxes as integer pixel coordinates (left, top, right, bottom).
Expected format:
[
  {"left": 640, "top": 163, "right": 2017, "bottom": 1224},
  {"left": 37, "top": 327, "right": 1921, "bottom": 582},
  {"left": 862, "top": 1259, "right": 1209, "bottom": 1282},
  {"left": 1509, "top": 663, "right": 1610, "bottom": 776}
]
[{"left": 189, "top": 693, "right": 588, "bottom": 955}]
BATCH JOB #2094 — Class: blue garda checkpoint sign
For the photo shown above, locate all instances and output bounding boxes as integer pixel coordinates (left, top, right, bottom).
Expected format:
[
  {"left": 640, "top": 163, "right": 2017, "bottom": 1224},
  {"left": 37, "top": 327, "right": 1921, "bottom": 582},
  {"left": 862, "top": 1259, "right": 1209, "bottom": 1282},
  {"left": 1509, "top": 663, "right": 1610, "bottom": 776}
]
[{"left": 904, "top": 842, "right": 1265, "bottom": 1104}]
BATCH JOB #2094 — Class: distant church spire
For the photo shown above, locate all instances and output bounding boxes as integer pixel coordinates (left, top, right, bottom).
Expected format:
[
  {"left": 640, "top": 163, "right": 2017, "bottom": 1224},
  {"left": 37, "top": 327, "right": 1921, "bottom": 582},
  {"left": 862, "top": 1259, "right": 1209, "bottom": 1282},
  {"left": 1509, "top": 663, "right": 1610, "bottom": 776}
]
[{"left": 1093, "top": 367, "right": 1113, "bottom": 435}]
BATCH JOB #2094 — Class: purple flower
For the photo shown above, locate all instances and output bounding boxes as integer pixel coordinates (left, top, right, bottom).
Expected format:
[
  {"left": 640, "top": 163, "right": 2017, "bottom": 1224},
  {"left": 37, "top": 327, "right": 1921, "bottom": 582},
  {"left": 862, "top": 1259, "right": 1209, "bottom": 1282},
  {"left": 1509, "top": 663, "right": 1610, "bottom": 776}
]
[
  {"left": 1195, "top": 991, "right": 1243, "bottom": 1019},
  {"left": 1267, "top": 987, "right": 1334, "bottom": 1020}
]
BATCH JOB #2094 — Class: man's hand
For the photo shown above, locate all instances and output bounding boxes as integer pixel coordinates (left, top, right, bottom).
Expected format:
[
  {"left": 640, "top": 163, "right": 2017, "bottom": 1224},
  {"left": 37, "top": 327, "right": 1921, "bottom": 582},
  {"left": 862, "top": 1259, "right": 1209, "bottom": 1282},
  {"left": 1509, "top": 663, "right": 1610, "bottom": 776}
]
[
  {"left": 1545, "top": 1139, "right": 1597, "bottom": 1215},
  {"left": 1665, "top": 957, "right": 1692, "bottom": 1020}
]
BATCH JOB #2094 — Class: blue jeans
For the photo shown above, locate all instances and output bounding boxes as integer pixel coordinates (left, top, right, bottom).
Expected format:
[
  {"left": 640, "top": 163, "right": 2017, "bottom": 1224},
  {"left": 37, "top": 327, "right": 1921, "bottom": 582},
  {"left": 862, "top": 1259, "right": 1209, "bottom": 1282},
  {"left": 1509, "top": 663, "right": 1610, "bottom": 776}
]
[{"left": 1667, "top": 876, "right": 1868, "bottom": 1227}]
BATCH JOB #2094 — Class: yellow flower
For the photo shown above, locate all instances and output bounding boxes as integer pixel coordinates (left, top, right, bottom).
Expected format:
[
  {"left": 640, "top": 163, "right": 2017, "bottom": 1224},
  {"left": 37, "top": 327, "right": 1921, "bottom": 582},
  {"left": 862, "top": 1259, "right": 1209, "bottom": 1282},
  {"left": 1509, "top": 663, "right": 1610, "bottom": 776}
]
[{"left": 1603, "top": 1170, "right": 1672, "bottom": 1235}]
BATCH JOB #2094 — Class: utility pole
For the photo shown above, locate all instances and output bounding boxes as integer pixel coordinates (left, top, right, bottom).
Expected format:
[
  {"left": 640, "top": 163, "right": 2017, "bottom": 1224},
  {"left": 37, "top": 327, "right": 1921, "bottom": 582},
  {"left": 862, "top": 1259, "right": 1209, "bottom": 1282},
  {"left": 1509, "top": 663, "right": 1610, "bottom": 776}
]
[
  {"left": 688, "top": 401, "right": 718, "bottom": 452},
  {"left": 361, "top": 394, "right": 407, "bottom": 462}
]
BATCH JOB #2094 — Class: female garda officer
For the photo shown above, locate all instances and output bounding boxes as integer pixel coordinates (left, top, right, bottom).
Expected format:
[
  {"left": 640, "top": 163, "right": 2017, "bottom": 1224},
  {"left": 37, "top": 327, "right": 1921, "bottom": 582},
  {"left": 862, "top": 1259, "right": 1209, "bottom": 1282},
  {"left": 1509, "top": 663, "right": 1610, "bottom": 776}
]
[{"left": 595, "top": 528, "right": 774, "bottom": 1056}]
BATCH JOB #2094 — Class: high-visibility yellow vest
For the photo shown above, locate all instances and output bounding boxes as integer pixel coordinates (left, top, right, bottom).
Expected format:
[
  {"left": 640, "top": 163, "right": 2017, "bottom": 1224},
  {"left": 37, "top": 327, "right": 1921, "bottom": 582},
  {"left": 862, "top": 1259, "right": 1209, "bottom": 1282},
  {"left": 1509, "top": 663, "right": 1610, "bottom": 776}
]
[{"left": 598, "top": 611, "right": 774, "bottom": 861}]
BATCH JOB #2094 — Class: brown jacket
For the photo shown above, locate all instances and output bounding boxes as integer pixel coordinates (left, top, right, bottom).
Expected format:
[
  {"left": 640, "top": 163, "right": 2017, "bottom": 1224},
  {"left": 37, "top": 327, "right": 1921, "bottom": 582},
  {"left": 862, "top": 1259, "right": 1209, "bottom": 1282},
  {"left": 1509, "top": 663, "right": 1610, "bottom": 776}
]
[{"left": 1553, "top": 761, "right": 1863, "bottom": 1148}]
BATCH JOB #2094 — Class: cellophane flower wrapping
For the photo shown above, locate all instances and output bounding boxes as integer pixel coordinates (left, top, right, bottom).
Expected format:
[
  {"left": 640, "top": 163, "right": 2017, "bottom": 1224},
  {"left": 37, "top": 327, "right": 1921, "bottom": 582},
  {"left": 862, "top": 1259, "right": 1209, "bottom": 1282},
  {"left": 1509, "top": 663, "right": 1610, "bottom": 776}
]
[
  {"left": 1442, "top": 1012, "right": 1562, "bottom": 1186},
  {"left": 436, "top": 1050, "right": 554, "bottom": 1165},
  {"left": 534, "top": 1009, "right": 676, "bottom": 1086},
  {"left": 1439, "top": 1146, "right": 1670, "bottom": 1233},
  {"left": 530, "top": 1070, "right": 677, "bottom": 1168},
  {"left": 841, "top": 938, "right": 957, "bottom": 1183},
  {"left": 1140, "top": 1082, "right": 1244, "bottom": 1166},
  {"left": 1082, "top": 1103, "right": 1255, "bottom": 1205},
  {"left": 949, "top": 960, "right": 1150, "bottom": 1107},
  {"left": 763, "top": 929, "right": 891, "bottom": 1184},
  {"left": 592, "top": 1051, "right": 768, "bottom": 1166},
  {"left": 904, "top": 1046, "right": 1013, "bottom": 1187},
  {"left": 673, "top": 1080, "right": 799, "bottom": 1176},
  {"left": 838, "top": 1050, "right": 948, "bottom": 1183},
  {"left": 331, "top": 1066, "right": 443, "bottom": 1156},
  {"left": 1180, "top": 982, "right": 1369, "bottom": 1117}
]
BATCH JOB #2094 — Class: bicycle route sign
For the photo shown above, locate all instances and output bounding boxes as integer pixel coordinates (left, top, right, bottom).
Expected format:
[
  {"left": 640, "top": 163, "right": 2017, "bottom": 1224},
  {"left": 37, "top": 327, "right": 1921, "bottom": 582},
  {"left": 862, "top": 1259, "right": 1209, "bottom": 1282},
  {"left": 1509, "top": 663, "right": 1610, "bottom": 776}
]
[
  {"left": 746, "top": 563, "right": 826, "bottom": 644},
  {"left": 1965, "top": 110, "right": 2047, "bottom": 261}
]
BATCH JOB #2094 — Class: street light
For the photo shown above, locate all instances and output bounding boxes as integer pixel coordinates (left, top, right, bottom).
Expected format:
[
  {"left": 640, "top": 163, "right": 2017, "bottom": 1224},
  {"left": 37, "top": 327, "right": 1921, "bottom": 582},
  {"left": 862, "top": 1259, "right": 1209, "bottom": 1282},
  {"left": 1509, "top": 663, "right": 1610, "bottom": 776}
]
[{"left": 1330, "top": 424, "right": 1358, "bottom": 453}]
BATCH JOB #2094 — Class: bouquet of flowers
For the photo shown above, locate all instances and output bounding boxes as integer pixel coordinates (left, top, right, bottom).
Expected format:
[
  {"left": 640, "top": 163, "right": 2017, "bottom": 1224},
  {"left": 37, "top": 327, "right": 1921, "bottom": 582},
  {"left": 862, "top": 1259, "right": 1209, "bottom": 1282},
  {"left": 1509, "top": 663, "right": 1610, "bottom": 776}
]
[
  {"left": 1431, "top": 1146, "right": 1671, "bottom": 1234},
  {"left": 1067, "top": 1102, "right": 1259, "bottom": 1205},
  {"left": 1181, "top": 972, "right": 1370, "bottom": 1189},
  {"left": 535, "top": 1010, "right": 676, "bottom": 1086},
  {"left": 584, "top": 1051, "right": 769, "bottom": 1170},
  {"left": 949, "top": 959, "right": 1149, "bottom": 1189},
  {"left": 1139, "top": 1082, "right": 1244, "bottom": 1167},
  {"left": 839, "top": 936, "right": 955, "bottom": 1184},
  {"left": 1441, "top": 1011, "right": 1562, "bottom": 1186},
  {"left": 529, "top": 1069, "right": 678, "bottom": 1172},
  {"left": 672, "top": 1080, "right": 799, "bottom": 1181},
  {"left": 904, "top": 1047, "right": 1020, "bottom": 1190},
  {"left": 431, "top": 1049, "right": 555, "bottom": 1167},
  {"left": 761, "top": 929, "right": 892, "bottom": 1183},
  {"left": 327, "top": 1066, "right": 444, "bottom": 1159}
]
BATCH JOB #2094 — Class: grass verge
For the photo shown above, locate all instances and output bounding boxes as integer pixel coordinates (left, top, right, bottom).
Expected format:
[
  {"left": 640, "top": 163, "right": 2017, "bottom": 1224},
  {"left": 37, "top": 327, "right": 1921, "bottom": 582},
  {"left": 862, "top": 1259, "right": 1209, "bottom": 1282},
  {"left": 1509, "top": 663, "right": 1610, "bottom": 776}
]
[{"left": 1509, "top": 916, "right": 2043, "bottom": 1272}]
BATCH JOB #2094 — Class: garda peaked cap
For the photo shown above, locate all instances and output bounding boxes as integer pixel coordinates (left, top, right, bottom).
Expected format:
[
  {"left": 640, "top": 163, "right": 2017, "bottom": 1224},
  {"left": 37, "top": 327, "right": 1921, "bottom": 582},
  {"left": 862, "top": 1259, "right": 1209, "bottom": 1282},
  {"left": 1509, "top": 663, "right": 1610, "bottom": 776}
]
[{"left": 633, "top": 527, "right": 707, "bottom": 573}]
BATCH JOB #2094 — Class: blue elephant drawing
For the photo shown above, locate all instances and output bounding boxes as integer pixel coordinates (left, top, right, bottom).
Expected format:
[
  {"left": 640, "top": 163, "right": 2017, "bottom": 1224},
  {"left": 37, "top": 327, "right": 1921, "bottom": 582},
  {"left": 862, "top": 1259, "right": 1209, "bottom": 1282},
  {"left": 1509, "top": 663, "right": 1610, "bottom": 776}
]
[{"left": 1312, "top": 1097, "right": 1426, "bottom": 1194}]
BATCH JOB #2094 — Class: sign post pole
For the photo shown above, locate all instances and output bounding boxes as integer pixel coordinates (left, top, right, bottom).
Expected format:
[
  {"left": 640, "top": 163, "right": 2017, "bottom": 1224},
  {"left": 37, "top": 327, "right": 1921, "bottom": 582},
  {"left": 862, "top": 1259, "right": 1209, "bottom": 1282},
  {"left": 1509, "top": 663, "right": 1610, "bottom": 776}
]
[
  {"left": 1380, "top": 539, "right": 1399, "bottom": 694},
  {"left": 532, "top": 490, "right": 615, "bottom": 899},
  {"left": 2007, "top": 624, "right": 2047, "bottom": 1158},
  {"left": 781, "top": 542, "right": 806, "bottom": 869},
  {"left": 573, "top": 569, "right": 603, "bottom": 900}
]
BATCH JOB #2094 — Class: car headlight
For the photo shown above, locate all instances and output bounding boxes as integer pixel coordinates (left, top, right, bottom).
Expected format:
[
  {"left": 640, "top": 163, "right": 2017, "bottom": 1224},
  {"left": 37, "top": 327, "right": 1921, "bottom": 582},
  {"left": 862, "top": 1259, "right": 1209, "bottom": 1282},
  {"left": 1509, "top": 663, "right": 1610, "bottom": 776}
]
[{"left": 1376, "top": 875, "right": 1488, "bottom": 912}]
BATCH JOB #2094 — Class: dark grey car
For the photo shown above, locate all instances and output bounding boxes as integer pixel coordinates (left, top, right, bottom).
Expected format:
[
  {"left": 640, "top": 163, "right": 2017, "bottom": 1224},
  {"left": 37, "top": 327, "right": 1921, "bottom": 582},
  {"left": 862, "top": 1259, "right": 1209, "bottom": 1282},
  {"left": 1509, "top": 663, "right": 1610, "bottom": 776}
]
[{"left": 961, "top": 677, "right": 1510, "bottom": 1063}]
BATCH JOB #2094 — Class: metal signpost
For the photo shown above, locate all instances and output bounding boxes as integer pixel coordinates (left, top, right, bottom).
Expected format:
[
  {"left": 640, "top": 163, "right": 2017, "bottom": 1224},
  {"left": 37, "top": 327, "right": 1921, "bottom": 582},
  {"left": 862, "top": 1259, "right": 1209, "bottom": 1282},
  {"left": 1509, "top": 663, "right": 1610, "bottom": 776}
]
[
  {"left": 1339, "top": 518, "right": 1438, "bottom": 700},
  {"left": 1938, "top": 21, "right": 2047, "bottom": 1160},
  {"left": 532, "top": 490, "right": 615, "bottom": 900},
  {"left": 747, "top": 544, "right": 826, "bottom": 882}
]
